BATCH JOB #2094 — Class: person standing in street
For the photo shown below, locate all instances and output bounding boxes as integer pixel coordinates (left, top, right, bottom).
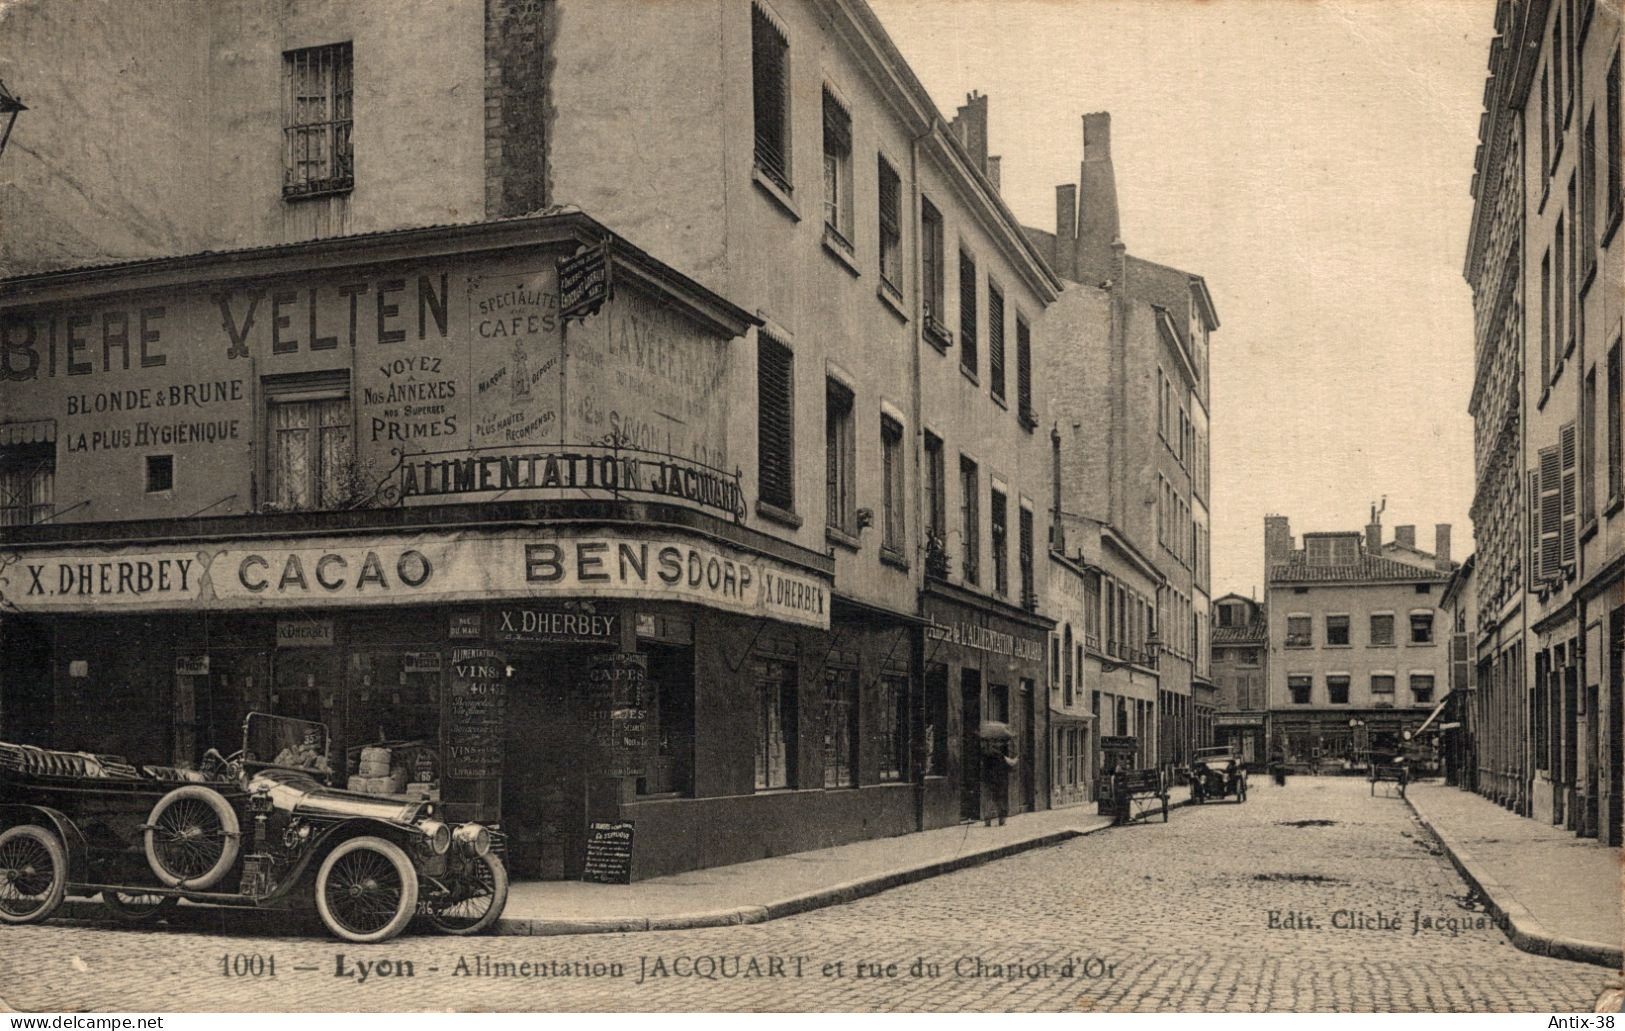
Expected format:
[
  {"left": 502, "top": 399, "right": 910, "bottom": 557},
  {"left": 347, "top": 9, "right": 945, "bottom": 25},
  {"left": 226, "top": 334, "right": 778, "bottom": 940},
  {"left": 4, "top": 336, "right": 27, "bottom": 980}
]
[{"left": 982, "top": 739, "right": 1017, "bottom": 826}]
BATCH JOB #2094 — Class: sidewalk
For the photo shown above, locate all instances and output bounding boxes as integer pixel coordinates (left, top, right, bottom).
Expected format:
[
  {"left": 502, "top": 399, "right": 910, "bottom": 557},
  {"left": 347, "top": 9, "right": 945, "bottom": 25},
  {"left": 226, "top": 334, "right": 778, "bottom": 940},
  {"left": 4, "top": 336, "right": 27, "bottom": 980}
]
[
  {"left": 497, "top": 804, "right": 1115, "bottom": 935},
  {"left": 1407, "top": 780, "right": 1623, "bottom": 968}
]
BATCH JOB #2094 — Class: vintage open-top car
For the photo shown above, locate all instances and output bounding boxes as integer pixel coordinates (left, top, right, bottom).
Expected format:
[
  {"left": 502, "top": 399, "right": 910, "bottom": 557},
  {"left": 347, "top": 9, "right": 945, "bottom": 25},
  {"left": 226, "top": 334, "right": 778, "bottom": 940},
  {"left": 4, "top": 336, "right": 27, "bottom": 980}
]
[
  {"left": 1187, "top": 745, "right": 1247, "bottom": 804},
  {"left": 0, "top": 713, "right": 508, "bottom": 942}
]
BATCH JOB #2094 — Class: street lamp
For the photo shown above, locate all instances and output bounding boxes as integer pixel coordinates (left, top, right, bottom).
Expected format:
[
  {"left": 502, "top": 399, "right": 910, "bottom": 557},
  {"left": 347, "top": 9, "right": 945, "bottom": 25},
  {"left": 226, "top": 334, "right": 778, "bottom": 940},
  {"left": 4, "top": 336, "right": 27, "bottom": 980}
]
[
  {"left": 0, "top": 79, "right": 26, "bottom": 163},
  {"left": 1099, "top": 630, "right": 1161, "bottom": 674}
]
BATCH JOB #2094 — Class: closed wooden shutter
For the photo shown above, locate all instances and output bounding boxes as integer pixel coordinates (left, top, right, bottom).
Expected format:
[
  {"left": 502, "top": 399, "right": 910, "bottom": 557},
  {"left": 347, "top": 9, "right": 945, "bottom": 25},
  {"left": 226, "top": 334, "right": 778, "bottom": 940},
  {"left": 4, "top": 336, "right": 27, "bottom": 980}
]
[
  {"left": 959, "top": 252, "right": 977, "bottom": 373},
  {"left": 1017, "top": 317, "right": 1034, "bottom": 425},
  {"left": 751, "top": 6, "right": 790, "bottom": 190},
  {"left": 757, "top": 335, "right": 794, "bottom": 510},
  {"left": 1529, "top": 468, "right": 1541, "bottom": 585},
  {"left": 988, "top": 288, "right": 1006, "bottom": 399},
  {"left": 1019, "top": 505, "right": 1035, "bottom": 607},
  {"left": 1539, "top": 445, "right": 1562, "bottom": 580},
  {"left": 877, "top": 159, "right": 901, "bottom": 288},
  {"left": 1560, "top": 421, "right": 1578, "bottom": 571}
]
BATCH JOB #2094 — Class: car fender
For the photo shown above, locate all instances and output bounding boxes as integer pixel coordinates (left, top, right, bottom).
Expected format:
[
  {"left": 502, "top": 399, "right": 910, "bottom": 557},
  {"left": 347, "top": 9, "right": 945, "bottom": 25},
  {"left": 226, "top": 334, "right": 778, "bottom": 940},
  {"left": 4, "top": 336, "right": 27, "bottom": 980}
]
[
  {"left": 267, "top": 817, "right": 425, "bottom": 900},
  {"left": 0, "top": 803, "right": 90, "bottom": 884}
]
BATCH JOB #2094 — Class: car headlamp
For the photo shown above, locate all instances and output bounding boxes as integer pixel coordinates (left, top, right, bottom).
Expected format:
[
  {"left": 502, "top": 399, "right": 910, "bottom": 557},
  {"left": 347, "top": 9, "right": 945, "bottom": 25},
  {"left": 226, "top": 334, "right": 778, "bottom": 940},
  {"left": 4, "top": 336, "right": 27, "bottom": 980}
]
[
  {"left": 454, "top": 823, "right": 491, "bottom": 857},
  {"left": 418, "top": 818, "right": 452, "bottom": 855}
]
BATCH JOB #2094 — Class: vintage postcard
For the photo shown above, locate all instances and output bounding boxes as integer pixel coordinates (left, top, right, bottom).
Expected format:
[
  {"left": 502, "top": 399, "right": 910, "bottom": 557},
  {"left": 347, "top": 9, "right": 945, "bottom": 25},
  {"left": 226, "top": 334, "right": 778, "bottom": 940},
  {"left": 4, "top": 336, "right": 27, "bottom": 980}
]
[{"left": 0, "top": 0, "right": 1620, "bottom": 1015}]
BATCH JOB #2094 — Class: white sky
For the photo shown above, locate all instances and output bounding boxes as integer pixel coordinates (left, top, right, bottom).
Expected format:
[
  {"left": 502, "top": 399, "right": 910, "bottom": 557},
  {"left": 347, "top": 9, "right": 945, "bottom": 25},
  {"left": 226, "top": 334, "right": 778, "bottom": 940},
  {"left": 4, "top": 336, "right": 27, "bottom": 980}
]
[{"left": 869, "top": 0, "right": 1492, "bottom": 599}]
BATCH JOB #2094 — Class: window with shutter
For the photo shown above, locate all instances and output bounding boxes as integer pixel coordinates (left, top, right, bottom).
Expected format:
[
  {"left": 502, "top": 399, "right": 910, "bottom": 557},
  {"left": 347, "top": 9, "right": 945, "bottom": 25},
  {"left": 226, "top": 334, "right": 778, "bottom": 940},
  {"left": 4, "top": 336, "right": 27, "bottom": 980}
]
[
  {"left": 751, "top": 6, "right": 790, "bottom": 192},
  {"left": 1560, "top": 421, "right": 1577, "bottom": 572},
  {"left": 959, "top": 252, "right": 978, "bottom": 376},
  {"left": 825, "top": 379, "right": 855, "bottom": 534},
  {"left": 990, "top": 487, "right": 1008, "bottom": 595},
  {"left": 1019, "top": 505, "right": 1035, "bottom": 609},
  {"left": 960, "top": 455, "right": 979, "bottom": 585},
  {"left": 1609, "top": 340, "right": 1623, "bottom": 502},
  {"left": 821, "top": 90, "right": 853, "bottom": 244},
  {"left": 1529, "top": 468, "right": 1542, "bottom": 583},
  {"left": 1540, "top": 445, "right": 1562, "bottom": 581},
  {"left": 757, "top": 335, "right": 795, "bottom": 511},
  {"left": 1017, "top": 317, "right": 1034, "bottom": 428},
  {"left": 878, "top": 158, "right": 902, "bottom": 290},
  {"left": 988, "top": 286, "right": 1006, "bottom": 400},
  {"left": 1582, "top": 369, "right": 1597, "bottom": 523},
  {"left": 921, "top": 199, "right": 946, "bottom": 336}
]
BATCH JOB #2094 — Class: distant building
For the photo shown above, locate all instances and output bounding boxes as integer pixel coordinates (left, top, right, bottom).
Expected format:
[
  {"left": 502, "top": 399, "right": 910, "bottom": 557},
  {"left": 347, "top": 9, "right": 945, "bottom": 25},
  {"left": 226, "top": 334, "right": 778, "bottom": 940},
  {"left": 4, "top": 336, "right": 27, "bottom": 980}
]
[
  {"left": 1211, "top": 593, "right": 1268, "bottom": 765},
  {"left": 1264, "top": 513, "right": 1455, "bottom": 769},
  {"left": 1440, "top": 555, "right": 1478, "bottom": 788}
]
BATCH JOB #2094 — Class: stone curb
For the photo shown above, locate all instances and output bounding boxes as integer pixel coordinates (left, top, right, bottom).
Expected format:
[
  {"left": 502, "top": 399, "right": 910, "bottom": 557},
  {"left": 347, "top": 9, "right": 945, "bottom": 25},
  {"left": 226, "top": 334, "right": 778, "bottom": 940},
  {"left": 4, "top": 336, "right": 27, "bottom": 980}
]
[{"left": 1404, "top": 792, "right": 1623, "bottom": 970}]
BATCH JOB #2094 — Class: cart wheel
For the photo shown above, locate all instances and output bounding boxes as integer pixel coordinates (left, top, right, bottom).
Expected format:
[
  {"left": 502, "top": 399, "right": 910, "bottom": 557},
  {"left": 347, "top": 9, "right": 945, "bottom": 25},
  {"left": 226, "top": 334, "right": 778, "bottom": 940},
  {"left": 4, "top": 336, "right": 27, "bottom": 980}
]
[
  {"left": 0, "top": 824, "right": 68, "bottom": 925},
  {"left": 102, "top": 890, "right": 180, "bottom": 923},
  {"left": 422, "top": 852, "right": 509, "bottom": 936},
  {"left": 145, "top": 785, "right": 241, "bottom": 890},
  {"left": 316, "top": 836, "right": 419, "bottom": 944}
]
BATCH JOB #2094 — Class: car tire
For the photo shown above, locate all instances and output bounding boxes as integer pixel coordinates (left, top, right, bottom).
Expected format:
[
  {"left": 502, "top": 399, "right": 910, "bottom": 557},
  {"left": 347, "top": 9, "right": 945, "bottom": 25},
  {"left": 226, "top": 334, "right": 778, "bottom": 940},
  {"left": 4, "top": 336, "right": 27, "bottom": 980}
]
[
  {"left": 315, "top": 836, "right": 419, "bottom": 944},
  {"left": 102, "top": 890, "right": 181, "bottom": 923},
  {"left": 423, "top": 852, "right": 509, "bottom": 936},
  {"left": 145, "top": 785, "right": 241, "bottom": 890},
  {"left": 0, "top": 824, "right": 68, "bottom": 925}
]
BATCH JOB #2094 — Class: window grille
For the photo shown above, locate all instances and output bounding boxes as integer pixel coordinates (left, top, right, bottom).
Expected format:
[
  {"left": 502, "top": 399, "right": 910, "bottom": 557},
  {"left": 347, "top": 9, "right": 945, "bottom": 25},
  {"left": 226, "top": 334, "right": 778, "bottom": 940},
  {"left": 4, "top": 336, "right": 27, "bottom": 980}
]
[
  {"left": 283, "top": 43, "right": 353, "bottom": 198},
  {"left": 822, "top": 667, "right": 858, "bottom": 788},
  {"left": 0, "top": 441, "right": 54, "bottom": 527}
]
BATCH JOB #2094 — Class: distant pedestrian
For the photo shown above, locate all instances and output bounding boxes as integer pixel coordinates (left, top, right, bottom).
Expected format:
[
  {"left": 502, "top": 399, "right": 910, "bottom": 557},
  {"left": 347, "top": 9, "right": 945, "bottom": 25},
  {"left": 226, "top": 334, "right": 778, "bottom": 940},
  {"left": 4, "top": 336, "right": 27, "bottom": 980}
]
[{"left": 982, "top": 740, "right": 1016, "bottom": 826}]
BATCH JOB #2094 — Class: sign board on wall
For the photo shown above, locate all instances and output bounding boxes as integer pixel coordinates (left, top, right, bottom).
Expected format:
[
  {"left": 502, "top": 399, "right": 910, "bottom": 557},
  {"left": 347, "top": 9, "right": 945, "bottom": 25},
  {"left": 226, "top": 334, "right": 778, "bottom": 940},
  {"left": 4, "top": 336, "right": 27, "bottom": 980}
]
[
  {"left": 582, "top": 820, "right": 634, "bottom": 885},
  {"left": 445, "top": 646, "right": 507, "bottom": 780},
  {"left": 1, "top": 528, "right": 831, "bottom": 629},
  {"left": 588, "top": 651, "right": 647, "bottom": 777},
  {"left": 276, "top": 618, "right": 335, "bottom": 647},
  {"left": 496, "top": 606, "right": 619, "bottom": 644}
]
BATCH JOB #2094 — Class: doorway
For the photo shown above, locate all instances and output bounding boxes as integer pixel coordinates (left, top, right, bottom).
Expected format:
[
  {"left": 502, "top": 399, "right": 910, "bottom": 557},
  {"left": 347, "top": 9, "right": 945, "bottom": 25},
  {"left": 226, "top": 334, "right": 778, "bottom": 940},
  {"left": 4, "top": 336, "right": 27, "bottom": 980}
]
[
  {"left": 501, "top": 645, "right": 599, "bottom": 880},
  {"left": 1019, "top": 680, "right": 1036, "bottom": 812},
  {"left": 959, "top": 667, "right": 982, "bottom": 821}
]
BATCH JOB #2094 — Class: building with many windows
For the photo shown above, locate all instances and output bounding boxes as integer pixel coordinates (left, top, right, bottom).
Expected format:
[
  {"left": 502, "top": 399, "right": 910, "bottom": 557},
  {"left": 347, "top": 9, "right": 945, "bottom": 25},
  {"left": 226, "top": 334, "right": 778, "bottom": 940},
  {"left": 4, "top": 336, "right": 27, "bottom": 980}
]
[
  {"left": 1263, "top": 514, "right": 1455, "bottom": 770},
  {"left": 0, "top": 0, "right": 1061, "bottom": 879},
  {"left": 1211, "top": 593, "right": 1268, "bottom": 766},
  {"left": 1463, "top": 0, "right": 1623, "bottom": 844},
  {"left": 1029, "top": 113, "right": 1218, "bottom": 784}
]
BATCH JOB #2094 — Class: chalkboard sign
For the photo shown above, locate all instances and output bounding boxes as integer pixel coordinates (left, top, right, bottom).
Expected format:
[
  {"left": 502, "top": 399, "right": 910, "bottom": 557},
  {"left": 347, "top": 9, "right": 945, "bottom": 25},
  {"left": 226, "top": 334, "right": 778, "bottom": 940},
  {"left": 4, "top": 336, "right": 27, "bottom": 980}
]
[
  {"left": 582, "top": 819, "right": 634, "bottom": 884},
  {"left": 446, "top": 646, "right": 507, "bottom": 779}
]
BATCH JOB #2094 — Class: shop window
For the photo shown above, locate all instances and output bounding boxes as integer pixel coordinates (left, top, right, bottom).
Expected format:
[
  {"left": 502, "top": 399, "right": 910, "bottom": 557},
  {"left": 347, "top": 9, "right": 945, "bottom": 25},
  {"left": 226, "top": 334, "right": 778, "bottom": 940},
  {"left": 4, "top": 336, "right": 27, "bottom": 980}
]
[
  {"left": 284, "top": 42, "right": 353, "bottom": 199},
  {"left": 821, "top": 89, "right": 852, "bottom": 246},
  {"left": 1410, "top": 674, "right": 1435, "bottom": 705},
  {"left": 1369, "top": 613, "right": 1395, "bottom": 646},
  {"left": 346, "top": 649, "right": 443, "bottom": 787},
  {"left": 825, "top": 379, "right": 855, "bottom": 535},
  {"left": 990, "top": 486, "right": 1009, "bottom": 596},
  {"left": 988, "top": 682, "right": 1010, "bottom": 725},
  {"left": 876, "top": 673, "right": 908, "bottom": 782},
  {"left": 924, "top": 663, "right": 948, "bottom": 776},
  {"left": 638, "top": 643, "right": 695, "bottom": 797},
  {"left": 1327, "top": 675, "right": 1350, "bottom": 705},
  {"left": 880, "top": 414, "right": 905, "bottom": 555},
  {"left": 756, "top": 334, "right": 795, "bottom": 512},
  {"left": 1325, "top": 614, "right": 1350, "bottom": 646},
  {"left": 1288, "top": 675, "right": 1312, "bottom": 705},
  {"left": 751, "top": 4, "right": 790, "bottom": 192},
  {"left": 754, "top": 658, "right": 797, "bottom": 790},
  {"left": 0, "top": 439, "right": 54, "bottom": 527},
  {"left": 1409, "top": 612, "right": 1434, "bottom": 645},
  {"left": 822, "top": 666, "right": 858, "bottom": 788},
  {"left": 264, "top": 371, "right": 353, "bottom": 512}
]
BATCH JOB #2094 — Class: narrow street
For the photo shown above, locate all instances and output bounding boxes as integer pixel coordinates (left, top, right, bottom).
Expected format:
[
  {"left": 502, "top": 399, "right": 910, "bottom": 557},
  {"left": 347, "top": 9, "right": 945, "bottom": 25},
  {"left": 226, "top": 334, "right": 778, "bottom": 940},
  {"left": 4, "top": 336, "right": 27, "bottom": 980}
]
[{"left": 0, "top": 778, "right": 1608, "bottom": 1012}]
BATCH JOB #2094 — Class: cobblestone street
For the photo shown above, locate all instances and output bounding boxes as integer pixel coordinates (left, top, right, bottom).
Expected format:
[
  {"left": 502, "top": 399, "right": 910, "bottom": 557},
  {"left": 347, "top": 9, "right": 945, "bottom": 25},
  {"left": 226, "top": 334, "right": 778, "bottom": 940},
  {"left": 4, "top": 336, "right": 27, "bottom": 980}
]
[{"left": 0, "top": 778, "right": 1610, "bottom": 1012}]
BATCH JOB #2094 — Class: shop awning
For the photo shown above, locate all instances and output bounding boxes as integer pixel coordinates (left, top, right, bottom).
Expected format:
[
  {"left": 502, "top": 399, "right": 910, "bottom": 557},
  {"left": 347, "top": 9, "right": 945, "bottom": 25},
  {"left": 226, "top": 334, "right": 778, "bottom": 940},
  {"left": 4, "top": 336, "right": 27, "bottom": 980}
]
[
  {"left": 1049, "top": 709, "right": 1094, "bottom": 723},
  {"left": 0, "top": 419, "right": 55, "bottom": 446},
  {"left": 1415, "top": 692, "right": 1453, "bottom": 735}
]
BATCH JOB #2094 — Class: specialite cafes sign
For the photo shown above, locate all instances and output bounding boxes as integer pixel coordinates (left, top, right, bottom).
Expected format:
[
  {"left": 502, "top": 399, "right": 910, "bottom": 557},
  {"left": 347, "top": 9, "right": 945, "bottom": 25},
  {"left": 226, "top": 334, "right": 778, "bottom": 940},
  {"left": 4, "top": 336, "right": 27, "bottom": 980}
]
[{"left": 0, "top": 528, "right": 829, "bottom": 629}]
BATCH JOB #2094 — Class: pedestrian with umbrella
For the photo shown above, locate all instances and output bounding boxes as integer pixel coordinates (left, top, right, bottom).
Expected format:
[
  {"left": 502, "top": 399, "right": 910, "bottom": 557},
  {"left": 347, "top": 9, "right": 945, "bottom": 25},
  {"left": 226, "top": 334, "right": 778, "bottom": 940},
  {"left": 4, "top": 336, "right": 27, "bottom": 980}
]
[{"left": 979, "top": 721, "right": 1017, "bottom": 826}]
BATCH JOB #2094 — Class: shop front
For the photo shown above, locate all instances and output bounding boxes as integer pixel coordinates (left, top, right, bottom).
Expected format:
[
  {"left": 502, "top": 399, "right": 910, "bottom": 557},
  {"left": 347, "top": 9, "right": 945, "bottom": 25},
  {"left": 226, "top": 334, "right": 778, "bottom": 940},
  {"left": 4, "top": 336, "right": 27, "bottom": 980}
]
[
  {"left": 920, "top": 581, "right": 1053, "bottom": 827},
  {"left": 1214, "top": 712, "right": 1267, "bottom": 768},
  {"left": 1271, "top": 710, "right": 1427, "bottom": 772}
]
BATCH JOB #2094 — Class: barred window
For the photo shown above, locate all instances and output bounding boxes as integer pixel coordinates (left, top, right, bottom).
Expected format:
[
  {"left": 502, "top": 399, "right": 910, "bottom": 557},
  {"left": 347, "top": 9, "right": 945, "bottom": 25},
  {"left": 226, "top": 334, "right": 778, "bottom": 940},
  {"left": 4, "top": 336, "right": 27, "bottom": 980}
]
[
  {"left": 876, "top": 673, "right": 908, "bottom": 782},
  {"left": 755, "top": 659, "right": 797, "bottom": 790},
  {"left": 751, "top": 5, "right": 791, "bottom": 191},
  {"left": 283, "top": 43, "right": 353, "bottom": 199},
  {"left": 0, "top": 440, "right": 54, "bottom": 527},
  {"left": 757, "top": 335, "right": 795, "bottom": 511}
]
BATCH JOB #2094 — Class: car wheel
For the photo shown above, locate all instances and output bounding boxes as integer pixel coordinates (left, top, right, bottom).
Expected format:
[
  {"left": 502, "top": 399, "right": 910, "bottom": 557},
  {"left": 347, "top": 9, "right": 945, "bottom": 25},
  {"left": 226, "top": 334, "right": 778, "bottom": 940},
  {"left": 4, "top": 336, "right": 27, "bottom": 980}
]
[
  {"left": 423, "top": 852, "right": 509, "bottom": 936},
  {"left": 0, "top": 824, "right": 68, "bottom": 925},
  {"left": 102, "top": 890, "right": 180, "bottom": 923},
  {"left": 315, "top": 836, "right": 419, "bottom": 944},
  {"left": 145, "top": 785, "right": 241, "bottom": 890}
]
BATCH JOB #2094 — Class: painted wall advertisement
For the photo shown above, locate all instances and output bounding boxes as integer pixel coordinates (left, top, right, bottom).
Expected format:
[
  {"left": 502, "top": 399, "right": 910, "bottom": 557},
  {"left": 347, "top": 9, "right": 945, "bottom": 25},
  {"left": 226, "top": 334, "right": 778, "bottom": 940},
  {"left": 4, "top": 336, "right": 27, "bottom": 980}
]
[
  {"left": 0, "top": 527, "right": 831, "bottom": 629},
  {"left": 445, "top": 646, "right": 507, "bottom": 780}
]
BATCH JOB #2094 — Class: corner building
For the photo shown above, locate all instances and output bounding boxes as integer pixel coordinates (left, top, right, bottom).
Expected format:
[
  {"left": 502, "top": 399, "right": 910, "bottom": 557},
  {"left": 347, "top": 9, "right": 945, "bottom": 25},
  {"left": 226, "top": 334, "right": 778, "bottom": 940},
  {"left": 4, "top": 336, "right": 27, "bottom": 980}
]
[{"left": 0, "top": 0, "right": 1059, "bottom": 877}]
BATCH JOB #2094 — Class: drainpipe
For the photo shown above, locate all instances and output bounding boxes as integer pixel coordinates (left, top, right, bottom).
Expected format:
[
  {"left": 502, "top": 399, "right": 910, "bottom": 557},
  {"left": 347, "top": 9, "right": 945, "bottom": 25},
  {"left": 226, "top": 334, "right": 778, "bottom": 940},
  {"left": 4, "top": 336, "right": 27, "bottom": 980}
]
[{"left": 908, "top": 119, "right": 933, "bottom": 833}]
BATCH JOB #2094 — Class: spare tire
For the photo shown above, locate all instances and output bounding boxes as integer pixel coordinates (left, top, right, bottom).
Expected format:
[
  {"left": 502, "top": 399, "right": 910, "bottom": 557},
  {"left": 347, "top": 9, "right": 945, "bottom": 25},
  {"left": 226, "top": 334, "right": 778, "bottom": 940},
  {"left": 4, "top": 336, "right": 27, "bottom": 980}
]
[{"left": 144, "top": 785, "right": 241, "bottom": 890}]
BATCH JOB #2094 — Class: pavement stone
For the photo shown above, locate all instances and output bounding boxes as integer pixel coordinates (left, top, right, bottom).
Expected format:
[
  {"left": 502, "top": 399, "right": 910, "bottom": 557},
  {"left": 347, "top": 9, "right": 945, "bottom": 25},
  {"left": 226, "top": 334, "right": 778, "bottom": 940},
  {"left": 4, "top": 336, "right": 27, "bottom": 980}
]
[{"left": 0, "top": 776, "right": 1613, "bottom": 1012}]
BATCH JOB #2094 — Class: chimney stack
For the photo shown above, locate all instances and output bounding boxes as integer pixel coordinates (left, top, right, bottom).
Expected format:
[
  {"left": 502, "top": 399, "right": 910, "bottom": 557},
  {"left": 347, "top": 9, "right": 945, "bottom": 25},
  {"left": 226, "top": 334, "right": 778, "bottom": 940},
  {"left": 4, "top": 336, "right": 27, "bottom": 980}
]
[
  {"left": 950, "top": 92, "right": 989, "bottom": 175},
  {"left": 1395, "top": 525, "right": 1416, "bottom": 549},
  {"left": 1077, "top": 112, "right": 1121, "bottom": 285},
  {"left": 1365, "top": 503, "right": 1382, "bottom": 553},
  {"left": 1435, "top": 524, "right": 1452, "bottom": 569},
  {"left": 986, "top": 155, "right": 1001, "bottom": 194},
  {"left": 1264, "top": 515, "right": 1294, "bottom": 573}
]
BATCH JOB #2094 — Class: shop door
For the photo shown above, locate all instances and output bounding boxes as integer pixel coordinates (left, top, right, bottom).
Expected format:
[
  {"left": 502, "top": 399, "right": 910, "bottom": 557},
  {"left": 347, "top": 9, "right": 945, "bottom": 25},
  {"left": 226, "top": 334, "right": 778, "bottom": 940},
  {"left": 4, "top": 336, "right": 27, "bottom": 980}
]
[
  {"left": 502, "top": 647, "right": 595, "bottom": 880},
  {"left": 1019, "top": 682, "right": 1036, "bottom": 812},
  {"left": 959, "top": 668, "right": 981, "bottom": 821}
]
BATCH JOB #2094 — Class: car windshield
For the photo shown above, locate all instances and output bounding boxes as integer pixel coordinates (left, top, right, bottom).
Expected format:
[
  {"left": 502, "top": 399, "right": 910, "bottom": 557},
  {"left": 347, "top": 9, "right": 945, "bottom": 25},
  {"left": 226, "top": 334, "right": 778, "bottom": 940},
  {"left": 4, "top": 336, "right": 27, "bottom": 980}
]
[{"left": 243, "top": 712, "right": 332, "bottom": 773}]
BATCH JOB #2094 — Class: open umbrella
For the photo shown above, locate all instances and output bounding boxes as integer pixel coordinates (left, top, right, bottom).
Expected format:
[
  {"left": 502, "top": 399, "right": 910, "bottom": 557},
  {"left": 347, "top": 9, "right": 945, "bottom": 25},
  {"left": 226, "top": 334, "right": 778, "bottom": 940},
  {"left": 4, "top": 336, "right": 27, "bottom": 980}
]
[{"left": 978, "top": 721, "right": 1014, "bottom": 741}]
